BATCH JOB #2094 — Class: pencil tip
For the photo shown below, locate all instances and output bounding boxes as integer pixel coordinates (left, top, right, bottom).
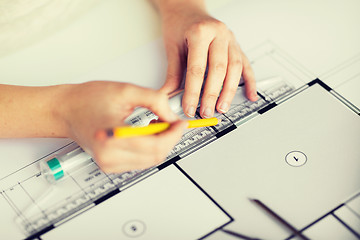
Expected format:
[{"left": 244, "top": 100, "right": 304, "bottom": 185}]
[
  {"left": 106, "top": 129, "right": 114, "bottom": 137},
  {"left": 248, "top": 197, "right": 259, "bottom": 202}
]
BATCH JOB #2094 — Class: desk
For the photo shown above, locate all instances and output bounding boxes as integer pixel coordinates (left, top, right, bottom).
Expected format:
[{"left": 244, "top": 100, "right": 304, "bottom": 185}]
[{"left": 0, "top": 0, "right": 359, "bottom": 239}]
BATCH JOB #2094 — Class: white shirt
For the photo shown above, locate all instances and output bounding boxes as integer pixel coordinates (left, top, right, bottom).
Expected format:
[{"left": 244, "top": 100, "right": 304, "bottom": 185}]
[{"left": 0, "top": 0, "right": 100, "bottom": 57}]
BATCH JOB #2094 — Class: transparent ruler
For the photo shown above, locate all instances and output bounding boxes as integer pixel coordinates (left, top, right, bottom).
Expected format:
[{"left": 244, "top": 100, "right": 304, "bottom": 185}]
[{"left": 19, "top": 79, "right": 294, "bottom": 238}]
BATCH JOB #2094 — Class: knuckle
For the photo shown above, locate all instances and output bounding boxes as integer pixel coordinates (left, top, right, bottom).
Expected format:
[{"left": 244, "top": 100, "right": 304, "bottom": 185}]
[
  {"left": 188, "top": 65, "right": 206, "bottom": 78},
  {"left": 213, "top": 62, "right": 227, "bottom": 73},
  {"left": 204, "top": 92, "right": 219, "bottom": 103},
  {"left": 230, "top": 57, "right": 243, "bottom": 68},
  {"left": 119, "top": 82, "right": 131, "bottom": 91},
  {"left": 213, "top": 20, "right": 227, "bottom": 30},
  {"left": 188, "top": 21, "right": 208, "bottom": 35},
  {"left": 184, "top": 91, "right": 201, "bottom": 103},
  {"left": 186, "top": 20, "right": 229, "bottom": 41},
  {"left": 225, "top": 86, "right": 238, "bottom": 97},
  {"left": 119, "top": 83, "right": 135, "bottom": 97}
]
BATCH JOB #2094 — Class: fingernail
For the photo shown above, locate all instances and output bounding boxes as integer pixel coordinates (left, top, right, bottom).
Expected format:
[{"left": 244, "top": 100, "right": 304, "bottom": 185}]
[
  {"left": 186, "top": 106, "right": 195, "bottom": 118},
  {"left": 219, "top": 102, "right": 229, "bottom": 113},
  {"left": 203, "top": 107, "right": 213, "bottom": 118}
]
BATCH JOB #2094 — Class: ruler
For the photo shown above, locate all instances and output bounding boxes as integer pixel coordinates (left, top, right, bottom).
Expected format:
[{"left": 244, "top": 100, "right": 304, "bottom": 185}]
[{"left": 19, "top": 80, "right": 294, "bottom": 237}]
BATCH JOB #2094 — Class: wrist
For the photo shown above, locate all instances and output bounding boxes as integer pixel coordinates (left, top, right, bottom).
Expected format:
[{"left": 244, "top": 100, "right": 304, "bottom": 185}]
[
  {"left": 50, "top": 84, "right": 76, "bottom": 138},
  {"left": 153, "top": 0, "right": 207, "bottom": 20},
  {"left": 0, "top": 84, "right": 73, "bottom": 138}
]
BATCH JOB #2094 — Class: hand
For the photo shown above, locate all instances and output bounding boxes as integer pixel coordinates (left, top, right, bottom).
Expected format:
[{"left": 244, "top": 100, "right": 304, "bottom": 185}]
[
  {"left": 60, "top": 81, "right": 187, "bottom": 173},
  {"left": 157, "top": 1, "right": 257, "bottom": 118}
]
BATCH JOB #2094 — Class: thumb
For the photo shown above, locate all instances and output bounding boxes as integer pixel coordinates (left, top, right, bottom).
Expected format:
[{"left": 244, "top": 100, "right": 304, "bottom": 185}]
[{"left": 125, "top": 85, "right": 179, "bottom": 123}]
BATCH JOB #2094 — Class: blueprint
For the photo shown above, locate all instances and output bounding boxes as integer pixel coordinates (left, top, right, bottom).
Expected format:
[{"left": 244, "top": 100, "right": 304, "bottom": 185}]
[
  {"left": 1, "top": 40, "right": 359, "bottom": 239},
  {"left": 0, "top": 0, "right": 360, "bottom": 239}
]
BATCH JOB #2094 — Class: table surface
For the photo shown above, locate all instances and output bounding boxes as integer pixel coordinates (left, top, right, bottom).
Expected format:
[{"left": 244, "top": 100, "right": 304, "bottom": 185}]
[{"left": 0, "top": 0, "right": 359, "bottom": 239}]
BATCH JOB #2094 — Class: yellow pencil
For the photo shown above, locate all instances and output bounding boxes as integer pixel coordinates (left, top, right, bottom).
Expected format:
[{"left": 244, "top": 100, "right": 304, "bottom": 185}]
[{"left": 105, "top": 117, "right": 219, "bottom": 138}]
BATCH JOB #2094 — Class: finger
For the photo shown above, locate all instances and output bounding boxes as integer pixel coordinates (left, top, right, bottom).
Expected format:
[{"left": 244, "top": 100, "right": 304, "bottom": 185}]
[
  {"left": 182, "top": 37, "right": 210, "bottom": 118},
  {"left": 216, "top": 42, "right": 243, "bottom": 113},
  {"left": 106, "top": 120, "right": 187, "bottom": 155},
  {"left": 94, "top": 138, "right": 164, "bottom": 173},
  {"left": 154, "top": 120, "right": 188, "bottom": 151},
  {"left": 241, "top": 51, "right": 257, "bottom": 101},
  {"left": 160, "top": 47, "right": 185, "bottom": 95},
  {"left": 99, "top": 149, "right": 161, "bottom": 173},
  {"left": 200, "top": 38, "right": 228, "bottom": 118},
  {"left": 100, "top": 120, "right": 187, "bottom": 173},
  {"left": 123, "top": 85, "right": 179, "bottom": 123},
  {"left": 124, "top": 120, "right": 187, "bottom": 154}
]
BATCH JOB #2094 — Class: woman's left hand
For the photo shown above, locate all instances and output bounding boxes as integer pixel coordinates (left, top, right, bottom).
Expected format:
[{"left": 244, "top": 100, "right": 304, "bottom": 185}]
[{"left": 156, "top": 0, "right": 257, "bottom": 118}]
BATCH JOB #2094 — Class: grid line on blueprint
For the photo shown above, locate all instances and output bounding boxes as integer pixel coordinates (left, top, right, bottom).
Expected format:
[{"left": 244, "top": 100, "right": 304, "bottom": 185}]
[
  {"left": 248, "top": 40, "right": 314, "bottom": 80},
  {"left": 268, "top": 51, "right": 311, "bottom": 84},
  {"left": 0, "top": 142, "right": 75, "bottom": 182},
  {"left": 334, "top": 71, "right": 360, "bottom": 89},
  {"left": 321, "top": 53, "right": 360, "bottom": 79},
  {"left": 18, "top": 183, "right": 48, "bottom": 219},
  {"left": 2, "top": 190, "right": 37, "bottom": 234},
  {"left": 270, "top": 45, "right": 314, "bottom": 80},
  {"left": 269, "top": 40, "right": 316, "bottom": 79},
  {"left": 67, "top": 168, "right": 94, "bottom": 201}
]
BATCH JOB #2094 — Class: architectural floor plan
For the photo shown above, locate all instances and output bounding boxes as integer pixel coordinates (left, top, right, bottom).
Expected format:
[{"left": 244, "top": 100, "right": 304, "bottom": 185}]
[
  {"left": 0, "top": 0, "right": 360, "bottom": 239},
  {"left": 0, "top": 40, "right": 359, "bottom": 239}
]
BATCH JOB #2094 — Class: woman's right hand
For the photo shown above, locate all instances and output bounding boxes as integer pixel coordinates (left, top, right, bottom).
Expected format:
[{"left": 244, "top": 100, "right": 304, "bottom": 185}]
[{"left": 60, "top": 81, "right": 188, "bottom": 173}]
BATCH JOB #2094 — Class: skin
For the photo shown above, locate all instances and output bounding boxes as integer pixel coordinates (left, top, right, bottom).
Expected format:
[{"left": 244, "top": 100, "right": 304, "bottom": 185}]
[
  {"left": 1, "top": 0, "right": 257, "bottom": 173},
  {"left": 152, "top": 0, "right": 257, "bottom": 118},
  {"left": 0, "top": 82, "right": 188, "bottom": 173}
]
